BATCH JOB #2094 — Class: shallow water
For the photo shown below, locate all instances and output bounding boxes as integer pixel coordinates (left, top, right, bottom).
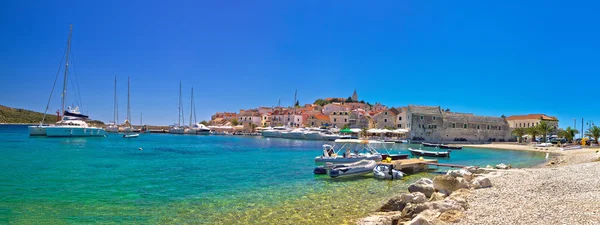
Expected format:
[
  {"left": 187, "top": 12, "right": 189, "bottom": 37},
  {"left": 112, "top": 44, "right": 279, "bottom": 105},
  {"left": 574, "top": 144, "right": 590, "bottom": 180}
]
[{"left": 0, "top": 125, "right": 547, "bottom": 224}]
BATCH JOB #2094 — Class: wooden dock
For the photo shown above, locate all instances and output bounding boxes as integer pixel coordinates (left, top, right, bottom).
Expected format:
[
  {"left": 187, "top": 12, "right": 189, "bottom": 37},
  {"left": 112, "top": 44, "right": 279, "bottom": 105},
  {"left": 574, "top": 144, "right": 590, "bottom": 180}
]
[{"left": 377, "top": 158, "right": 470, "bottom": 174}]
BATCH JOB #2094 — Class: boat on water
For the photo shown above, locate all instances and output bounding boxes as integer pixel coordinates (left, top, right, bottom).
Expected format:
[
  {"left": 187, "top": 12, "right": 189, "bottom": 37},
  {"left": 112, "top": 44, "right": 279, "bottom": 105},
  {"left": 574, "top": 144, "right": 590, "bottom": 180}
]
[
  {"left": 119, "top": 77, "right": 135, "bottom": 133},
  {"left": 408, "top": 148, "right": 450, "bottom": 158},
  {"left": 439, "top": 144, "right": 462, "bottom": 150},
  {"left": 286, "top": 128, "right": 306, "bottom": 139},
  {"left": 106, "top": 76, "right": 119, "bottom": 133},
  {"left": 373, "top": 164, "right": 405, "bottom": 179},
  {"left": 123, "top": 133, "right": 139, "bottom": 138},
  {"left": 422, "top": 142, "right": 440, "bottom": 148},
  {"left": 328, "top": 160, "right": 377, "bottom": 178},
  {"left": 28, "top": 25, "right": 107, "bottom": 138},
  {"left": 170, "top": 81, "right": 186, "bottom": 134},
  {"left": 261, "top": 126, "right": 290, "bottom": 138},
  {"left": 314, "top": 139, "right": 394, "bottom": 164}
]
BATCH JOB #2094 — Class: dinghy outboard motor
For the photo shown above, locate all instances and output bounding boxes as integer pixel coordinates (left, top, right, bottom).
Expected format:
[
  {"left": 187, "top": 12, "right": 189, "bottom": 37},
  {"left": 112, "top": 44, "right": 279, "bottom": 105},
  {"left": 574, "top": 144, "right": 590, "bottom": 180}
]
[{"left": 313, "top": 166, "right": 327, "bottom": 174}]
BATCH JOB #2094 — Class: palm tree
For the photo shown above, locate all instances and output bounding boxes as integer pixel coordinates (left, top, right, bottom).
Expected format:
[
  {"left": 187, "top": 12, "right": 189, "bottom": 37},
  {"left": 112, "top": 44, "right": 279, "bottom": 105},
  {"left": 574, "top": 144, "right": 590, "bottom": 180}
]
[
  {"left": 585, "top": 125, "right": 600, "bottom": 145},
  {"left": 558, "top": 126, "right": 579, "bottom": 142},
  {"left": 537, "top": 121, "right": 555, "bottom": 142},
  {"left": 511, "top": 128, "right": 526, "bottom": 143},
  {"left": 526, "top": 126, "right": 540, "bottom": 143}
]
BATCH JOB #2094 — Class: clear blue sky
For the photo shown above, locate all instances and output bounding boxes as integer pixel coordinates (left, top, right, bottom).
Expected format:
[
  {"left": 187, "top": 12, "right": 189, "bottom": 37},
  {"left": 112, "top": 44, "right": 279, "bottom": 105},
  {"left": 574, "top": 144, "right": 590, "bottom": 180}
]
[{"left": 1, "top": 0, "right": 599, "bottom": 129}]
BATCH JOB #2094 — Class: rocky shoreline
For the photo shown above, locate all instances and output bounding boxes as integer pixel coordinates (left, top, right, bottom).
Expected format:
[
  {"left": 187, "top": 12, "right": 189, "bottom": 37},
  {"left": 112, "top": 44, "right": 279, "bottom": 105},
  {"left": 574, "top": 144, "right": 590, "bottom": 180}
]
[{"left": 357, "top": 149, "right": 600, "bottom": 225}]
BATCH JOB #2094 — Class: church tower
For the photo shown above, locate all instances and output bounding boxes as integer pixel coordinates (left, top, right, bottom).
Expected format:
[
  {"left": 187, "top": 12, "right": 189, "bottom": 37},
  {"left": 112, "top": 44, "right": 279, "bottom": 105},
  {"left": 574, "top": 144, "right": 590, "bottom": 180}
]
[{"left": 352, "top": 90, "right": 358, "bottom": 102}]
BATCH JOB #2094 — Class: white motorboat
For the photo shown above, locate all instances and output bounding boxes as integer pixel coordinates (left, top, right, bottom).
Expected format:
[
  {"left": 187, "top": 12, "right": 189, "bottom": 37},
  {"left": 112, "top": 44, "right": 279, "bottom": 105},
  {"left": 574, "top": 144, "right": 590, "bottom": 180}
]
[
  {"left": 287, "top": 128, "right": 306, "bottom": 139},
  {"left": 328, "top": 160, "right": 377, "bottom": 178},
  {"left": 185, "top": 123, "right": 211, "bottom": 135},
  {"left": 105, "top": 124, "right": 119, "bottom": 133},
  {"left": 169, "top": 126, "right": 185, "bottom": 134},
  {"left": 122, "top": 133, "right": 139, "bottom": 138},
  {"left": 314, "top": 140, "right": 387, "bottom": 164},
  {"left": 262, "top": 126, "right": 291, "bottom": 138},
  {"left": 373, "top": 164, "right": 404, "bottom": 179}
]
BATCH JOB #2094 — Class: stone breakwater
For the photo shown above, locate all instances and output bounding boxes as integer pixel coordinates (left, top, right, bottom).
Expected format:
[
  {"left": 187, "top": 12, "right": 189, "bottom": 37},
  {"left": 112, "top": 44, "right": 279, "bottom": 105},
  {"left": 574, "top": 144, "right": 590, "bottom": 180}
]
[
  {"left": 358, "top": 150, "right": 600, "bottom": 225},
  {"left": 358, "top": 166, "right": 497, "bottom": 225}
]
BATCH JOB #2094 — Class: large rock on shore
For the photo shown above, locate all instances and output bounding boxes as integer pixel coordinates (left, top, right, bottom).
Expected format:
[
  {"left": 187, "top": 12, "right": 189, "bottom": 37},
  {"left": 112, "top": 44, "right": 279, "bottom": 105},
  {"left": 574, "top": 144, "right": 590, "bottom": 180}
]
[
  {"left": 428, "top": 192, "right": 446, "bottom": 202},
  {"left": 402, "top": 203, "right": 431, "bottom": 219},
  {"left": 405, "top": 209, "right": 446, "bottom": 225},
  {"left": 470, "top": 176, "right": 492, "bottom": 189},
  {"left": 408, "top": 178, "right": 435, "bottom": 198},
  {"left": 426, "top": 199, "right": 465, "bottom": 213},
  {"left": 379, "top": 192, "right": 427, "bottom": 212},
  {"left": 356, "top": 212, "right": 403, "bottom": 225},
  {"left": 432, "top": 175, "right": 462, "bottom": 195}
]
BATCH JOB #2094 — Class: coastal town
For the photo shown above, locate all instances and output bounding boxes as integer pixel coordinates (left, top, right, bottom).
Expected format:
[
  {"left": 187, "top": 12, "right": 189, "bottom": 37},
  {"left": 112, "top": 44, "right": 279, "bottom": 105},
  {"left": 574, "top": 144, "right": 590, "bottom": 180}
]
[{"left": 209, "top": 90, "right": 561, "bottom": 143}]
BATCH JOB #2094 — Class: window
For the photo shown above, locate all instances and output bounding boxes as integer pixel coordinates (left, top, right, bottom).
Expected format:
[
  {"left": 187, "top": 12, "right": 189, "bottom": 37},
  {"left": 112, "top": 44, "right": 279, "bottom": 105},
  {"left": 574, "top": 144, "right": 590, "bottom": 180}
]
[
  {"left": 433, "top": 116, "right": 436, "bottom": 120},
  {"left": 420, "top": 115, "right": 424, "bottom": 120},
  {"left": 311, "top": 122, "right": 314, "bottom": 126},
  {"left": 487, "top": 125, "right": 490, "bottom": 130},
  {"left": 418, "top": 124, "right": 421, "bottom": 128},
  {"left": 334, "top": 118, "right": 337, "bottom": 122},
  {"left": 344, "top": 119, "right": 347, "bottom": 122},
  {"left": 477, "top": 125, "right": 480, "bottom": 129},
  {"left": 384, "top": 119, "right": 388, "bottom": 123},
  {"left": 452, "top": 123, "right": 456, "bottom": 128},
  {"left": 399, "top": 116, "right": 402, "bottom": 121},
  {"left": 398, "top": 124, "right": 402, "bottom": 128},
  {"left": 464, "top": 124, "right": 468, "bottom": 129},
  {"left": 333, "top": 112, "right": 337, "bottom": 115},
  {"left": 499, "top": 126, "right": 502, "bottom": 131},
  {"left": 297, "top": 119, "right": 299, "bottom": 122},
  {"left": 385, "top": 112, "right": 388, "bottom": 115}
]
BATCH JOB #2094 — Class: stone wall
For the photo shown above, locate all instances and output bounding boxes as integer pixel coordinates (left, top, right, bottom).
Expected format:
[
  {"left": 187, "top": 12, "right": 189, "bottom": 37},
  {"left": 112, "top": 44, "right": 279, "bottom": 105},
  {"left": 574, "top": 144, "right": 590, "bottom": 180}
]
[{"left": 441, "top": 112, "right": 511, "bottom": 142}]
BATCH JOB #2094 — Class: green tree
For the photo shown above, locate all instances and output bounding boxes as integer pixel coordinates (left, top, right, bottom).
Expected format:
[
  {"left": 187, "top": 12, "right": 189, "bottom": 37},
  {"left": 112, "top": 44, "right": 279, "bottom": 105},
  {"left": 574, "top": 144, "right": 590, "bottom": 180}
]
[
  {"left": 295, "top": 100, "right": 300, "bottom": 108},
  {"left": 585, "top": 125, "right": 600, "bottom": 144},
  {"left": 537, "top": 121, "right": 555, "bottom": 142},
  {"left": 360, "top": 100, "right": 365, "bottom": 104},
  {"left": 345, "top": 97, "right": 354, "bottom": 103},
  {"left": 511, "top": 128, "right": 526, "bottom": 143},
  {"left": 231, "top": 118, "right": 239, "bottom": 126},
  {"left": 527, "top": 126, "right": 540, "bottom": 143},
  {"left": 250, "top": 123, "right": 257, "bottom": 133},
  {"left": 200, "top": 120, "right": 209, "bottom": 126},
  {"left": 558, "top": 126, "right": 579, "bottom": 142},
  {"left": 313, "top": 99, "right": 330, "bottom": 106}
]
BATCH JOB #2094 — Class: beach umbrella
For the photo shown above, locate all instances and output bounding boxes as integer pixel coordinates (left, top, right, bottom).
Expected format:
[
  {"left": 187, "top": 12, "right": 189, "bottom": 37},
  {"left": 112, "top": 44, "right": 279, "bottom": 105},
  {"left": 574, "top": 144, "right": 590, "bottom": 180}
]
[{"left": 340, "top": 128, "right": 353, "bottom": 133}]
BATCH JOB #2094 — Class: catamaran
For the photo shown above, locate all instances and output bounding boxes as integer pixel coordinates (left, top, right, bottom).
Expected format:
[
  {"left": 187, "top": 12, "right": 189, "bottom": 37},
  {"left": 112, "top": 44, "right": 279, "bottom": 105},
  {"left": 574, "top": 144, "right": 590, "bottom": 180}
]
[
  {"left": 28, "top": 25, "right": 107, "bottom": 137},
  {"left": 169, "top": 81, "right": 185, "bottom": 134}
]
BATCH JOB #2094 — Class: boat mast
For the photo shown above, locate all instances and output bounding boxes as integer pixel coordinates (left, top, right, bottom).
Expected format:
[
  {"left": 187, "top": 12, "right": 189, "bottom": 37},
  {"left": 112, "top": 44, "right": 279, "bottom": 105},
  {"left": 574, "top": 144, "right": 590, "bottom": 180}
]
[
  {"left": 127, "top": 76, "right": 131, "bottom": 127},
  {"left": 189, "top": 87, "right": 193, "bottom": 126},
  {"left": 60, "top": 24, "right": 73, "bottom": 119},
  {"left": 113, "top": 75, "right": 117, "bottom": 124},
  {"left": 178, "top": 81, "right": 181, "bottom": 126}
]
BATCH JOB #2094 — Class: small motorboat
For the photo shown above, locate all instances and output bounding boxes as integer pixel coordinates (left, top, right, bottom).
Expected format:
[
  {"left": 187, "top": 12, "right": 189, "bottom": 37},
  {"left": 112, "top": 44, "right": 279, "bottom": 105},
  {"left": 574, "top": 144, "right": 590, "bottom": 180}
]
[
  {"left": 329, "top": 160, "right": 377, "bottom": 178},
  {"left": 439, "top": 144, "right": 462, "bottom": 150},
  {"left": 408, "top": 148, "right": 450, "bottom": 158},
  {"left": 123, "top": 134, "right": 139, "bottom": 138},
  {"left": 314, "top": 143, "right": 382, "bottom": 164},
  {"left": 380, "top": 154, "right": 409, "bottom": 160},
  {"left": 373, "top": 164, "right": 404, "bottom": 179},
  {"left": 422, "top": 142, "right": 440, "bottom": 148}
]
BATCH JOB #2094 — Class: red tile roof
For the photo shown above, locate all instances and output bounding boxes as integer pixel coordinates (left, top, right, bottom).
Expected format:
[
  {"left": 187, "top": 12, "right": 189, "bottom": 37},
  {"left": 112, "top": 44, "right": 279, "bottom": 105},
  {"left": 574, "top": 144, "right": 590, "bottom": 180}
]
[{"left": 506, "top": 114, "right": 558, "bottom": 121}]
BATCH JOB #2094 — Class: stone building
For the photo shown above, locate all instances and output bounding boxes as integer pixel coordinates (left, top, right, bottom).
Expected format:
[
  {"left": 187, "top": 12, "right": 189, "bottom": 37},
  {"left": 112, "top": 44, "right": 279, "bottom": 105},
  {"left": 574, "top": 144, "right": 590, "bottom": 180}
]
[
  {"left": 330, "top": 111, "right": 350, "bottom": 128},
  {"left": 441, "top": 112, "right": 511, "bottom": 142},
  {"left": 352, "top": 90, "right": 358, "bottom": 102},
  {"left": 373, "top": 108, "right": 400, "bottom": 129},
  {"left": 506, "top": 114, "right": 559, "bottom": 132},
  {"left": 348, "top": 109, "right": 371, "bottom": 129},
  {"left": 238, "top": 111, "right": 262, "bottom": 131},
  {"left": 305, "top": 113, "right": 331, "bottom": 127},
  {"left": 395, "top": 107, "right": 411, "bottom": 129},
  {"left": 408, "top": 105, "right": 444, "bottom": 140}
]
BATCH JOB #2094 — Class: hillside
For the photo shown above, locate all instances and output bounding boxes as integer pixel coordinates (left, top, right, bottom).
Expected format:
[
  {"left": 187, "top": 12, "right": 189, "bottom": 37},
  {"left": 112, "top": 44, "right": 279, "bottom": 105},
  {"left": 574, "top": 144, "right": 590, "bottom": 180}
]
[{"left": 0, "top": 105, "right": 60, "bottom": 124}]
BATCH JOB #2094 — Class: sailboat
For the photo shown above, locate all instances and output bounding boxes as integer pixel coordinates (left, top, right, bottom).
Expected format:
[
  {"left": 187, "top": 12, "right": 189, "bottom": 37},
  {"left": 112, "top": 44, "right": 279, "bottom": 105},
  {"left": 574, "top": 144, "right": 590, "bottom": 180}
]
[
  {"left": 31, "top": 25, "right": 107, "bottom": 137},
  {"left": 184, "top": 87, "right": 210, "bottom": 135},
  {"left": 169, "top": 81, "right": 185, "bottom": 134},
  {"left": 119, "top": 77, "right": 134, "bottom": 133},
  {"left": 105, "top": 75, "right": 119, "bottom": 133}
]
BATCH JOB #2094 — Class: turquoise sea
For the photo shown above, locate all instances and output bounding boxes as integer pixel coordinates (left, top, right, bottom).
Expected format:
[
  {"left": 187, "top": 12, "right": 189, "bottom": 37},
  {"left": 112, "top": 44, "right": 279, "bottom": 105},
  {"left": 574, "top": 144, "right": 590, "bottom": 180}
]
[{"left": 0, "top": 125, "right": 547, "bottom": 224}]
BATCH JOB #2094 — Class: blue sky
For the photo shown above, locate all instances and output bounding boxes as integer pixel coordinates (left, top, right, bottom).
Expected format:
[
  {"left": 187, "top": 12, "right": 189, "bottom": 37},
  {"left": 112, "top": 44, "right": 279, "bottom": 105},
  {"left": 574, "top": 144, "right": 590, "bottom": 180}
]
[{"left": 1, "top": 0, "right": 599, "bottom": 128}]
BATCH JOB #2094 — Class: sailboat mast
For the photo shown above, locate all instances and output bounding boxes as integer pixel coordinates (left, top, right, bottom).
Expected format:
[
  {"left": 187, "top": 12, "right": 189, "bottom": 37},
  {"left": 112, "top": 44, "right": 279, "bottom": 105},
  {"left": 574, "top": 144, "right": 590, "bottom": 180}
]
[
  {"left": 181, "top": 82, "right": 185, "bottom": 126},
  {"left": 193, "top": 88, "right": 197, "bottom": 124},
  {"left": 113, "top": 75, "right": 117, "bottom": 124},
  {"left": 127, "top": 76, "right": 131, "bottom": 127},
  {"left": 189, "top": 87, "right": 193, "bottom": 126},
  {"left": 60, "top": 24, "right": 73, "bottom": 118},
  {"left": 178, "top": 81, "right": 182, "bottom": 126}
]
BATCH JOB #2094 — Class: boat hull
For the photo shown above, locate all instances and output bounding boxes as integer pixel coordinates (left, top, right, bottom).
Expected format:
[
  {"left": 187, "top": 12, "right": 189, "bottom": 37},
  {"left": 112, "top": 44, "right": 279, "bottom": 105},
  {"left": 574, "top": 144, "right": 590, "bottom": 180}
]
[
  {"left": 169, "top": 128, "right": 185, "bottom": 134},
  {"left": 304, "top": 132, "right": 324, "bottom": 140},
  {"left": 28, "top": 126, "right": 47, "bottom": 136},
  {"left": 422, "top": 143, "right": 440, "bottom": 147},
  {"left": 408, "top": 148, "right": 450, "bottom": 158},
  {"left": 105, "top": 126, "right": 119, "bottom": 133},
  {"left": 314, "top": 154, "right": 382, "bottom": 164},
  {"left": 329, "top": 160, "right": 377, "bottom": 178},
  {"left": 261, "top": 131, "right": 280, "bottom": 138},
  {"left": 46, "top": 127, "right": 107, "bottom": 137},
  {"left": 439, "top": 145, "right": 462, "bottom": 150},
  {"left": 380, "top": 154, "right": 409, "bottom": 160}
]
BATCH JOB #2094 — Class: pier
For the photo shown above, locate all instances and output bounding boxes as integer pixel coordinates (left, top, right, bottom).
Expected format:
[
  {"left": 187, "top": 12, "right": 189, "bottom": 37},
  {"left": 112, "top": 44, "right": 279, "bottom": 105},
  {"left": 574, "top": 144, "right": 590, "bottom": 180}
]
[{"left": 377, "top": 158, "right": 470, "bottom": 174}]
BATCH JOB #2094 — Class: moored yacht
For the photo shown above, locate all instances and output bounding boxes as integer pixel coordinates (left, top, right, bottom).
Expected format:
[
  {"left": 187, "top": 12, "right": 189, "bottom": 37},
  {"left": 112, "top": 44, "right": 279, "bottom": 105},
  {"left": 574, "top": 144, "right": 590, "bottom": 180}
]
[{"left": 261, "top": 126, "right": 290, "bottom": 138}]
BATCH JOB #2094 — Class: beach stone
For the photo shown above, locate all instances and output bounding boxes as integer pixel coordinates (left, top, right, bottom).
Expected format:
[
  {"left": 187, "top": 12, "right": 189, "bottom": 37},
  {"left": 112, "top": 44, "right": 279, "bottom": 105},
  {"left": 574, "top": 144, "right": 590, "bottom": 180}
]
[
  {"left": 379, "top": 192, "right": 427, "bottom": 212},
  {"left": 448, "top": 188, "right": 471, "bottom": 199},
  {"left": 485, "top": 165, "right": 493, "bottom": 169},
  {"left": 432, "top": 175, "right": 461, "bottom": 195},
  {"left": 357, "top": 212, "right": 402, "bottom": 225},
  {"left": 445, "top": 169, "right": 471, "bottom": 178},
  {"left": 428, "top": 192, "right": 446, "bottom": 202},
  {"left": 463, "top": 166, "right": 478, "bottom": 174},
  {"left": 402, "top": 203, "right": 431, "bottom": 219},
  {"left": 495, "top": 163, "right": 508, "bottom": 169},
  {"left": 470, "top": 176, "right": 492, "bottom": 189},
  {"left": 408, "top": 178, "right": 435, "bottom": 198},
  {"left": 455, "top": 177, "right": 470, "bottom": 190},
  {"left": 405, "top": 210, "right": 446, "bottom": 225},
  {"left": 438, "top": 210, "right": 463, "bottom": 223},
  {"left": 426, "top": 199, "right": 464, "bottom": 213}
]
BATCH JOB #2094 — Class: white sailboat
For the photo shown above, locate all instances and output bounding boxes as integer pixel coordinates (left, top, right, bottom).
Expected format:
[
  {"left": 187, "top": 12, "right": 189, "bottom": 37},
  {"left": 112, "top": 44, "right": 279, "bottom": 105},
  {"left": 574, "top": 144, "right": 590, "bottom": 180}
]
[
  {"left": 38, "top": 25, "right": 107, "bottom": 137},
  {"left": 119, "top": 77, "right": 134, "bottom": 133},
  {"left": 184, "top": 87, "right": 210, "bottom": 135},
  {"left": 169, "top": 81, "right": 185, "bottom": 134},
  {"left": 105, "top": 75, "right": 119, "bottom": 133}
]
